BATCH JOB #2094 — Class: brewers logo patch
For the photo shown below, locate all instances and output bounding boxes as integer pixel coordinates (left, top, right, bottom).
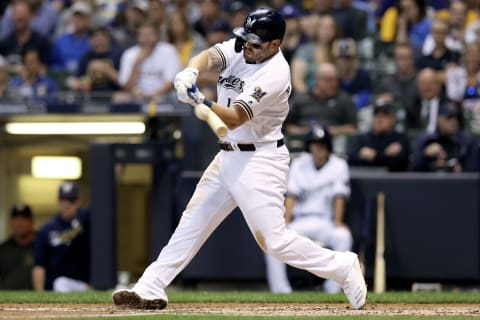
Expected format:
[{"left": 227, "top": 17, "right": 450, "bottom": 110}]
[{"left": 251, "top": 86, "right": 266, "bottom": 102}]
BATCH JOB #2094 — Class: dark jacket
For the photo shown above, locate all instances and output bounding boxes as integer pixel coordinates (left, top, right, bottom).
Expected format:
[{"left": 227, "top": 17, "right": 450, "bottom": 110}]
[
  {"left": 412, "top": 130, "right": 479, "bottom": 172},
  {"left": 287, "top": 91, "right": 357, "bottom": 128},
  {"left": 348, "top": 130, "right": 411, "bottom": 171}
]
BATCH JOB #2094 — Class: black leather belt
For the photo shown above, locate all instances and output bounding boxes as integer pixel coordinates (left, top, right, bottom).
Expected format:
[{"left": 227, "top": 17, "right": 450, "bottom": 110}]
[{"left": 219, "top": 139, "right": 285, "bottom": 151}]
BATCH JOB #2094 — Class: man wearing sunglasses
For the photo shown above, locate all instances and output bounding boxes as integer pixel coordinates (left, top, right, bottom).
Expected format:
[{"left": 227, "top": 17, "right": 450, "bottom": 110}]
[{"left": 113, "top": 8, "right": 367, "bottom": 311}]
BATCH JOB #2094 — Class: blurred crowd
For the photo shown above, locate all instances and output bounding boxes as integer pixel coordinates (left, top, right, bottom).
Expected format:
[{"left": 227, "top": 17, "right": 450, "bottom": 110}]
[{"left": 0, "top": 0, "right": 480, "bottom": 171}]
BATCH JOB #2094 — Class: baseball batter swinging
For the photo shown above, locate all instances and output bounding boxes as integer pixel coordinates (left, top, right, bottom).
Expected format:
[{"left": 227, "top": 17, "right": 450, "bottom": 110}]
[{"left": 112, "top": 8, "right": 367, "bottom": 310}]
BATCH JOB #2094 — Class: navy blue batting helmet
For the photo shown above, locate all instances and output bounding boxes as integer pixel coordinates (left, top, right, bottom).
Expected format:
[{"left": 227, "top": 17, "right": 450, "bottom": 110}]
[
  {"left": 304, "top": 125, "right": 332, "bottom": 152},
  {"left": 233, "top": 8, "right": 286, "bottom": 45}
]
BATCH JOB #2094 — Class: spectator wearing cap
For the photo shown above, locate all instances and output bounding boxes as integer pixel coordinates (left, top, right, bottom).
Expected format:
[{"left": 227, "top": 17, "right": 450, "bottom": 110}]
[
  {"left": 287, "top": 62, "right": 357, "bottom": 137},
  {"left": 412, "top": 102, "right": 479, "bottom": 172},
  {"left": 55, "top": 0, "right": 104, "bottom": 38},
  {"left": 332, "top": 38, "right": 373, "bottom": 108},
  {"left": 279, "top": 3, "right": 308, "bottom": 64},
  {"left": 348, "top": 104, "right": 411, "bottom": 171},
  {"left": 0, "top": 0, "right": 51, "bottom": 73},
  {"left": 51, "top": 2, "right": 92, "bottom": 73},
  {"left": 114, "top": 21, "right": 180, "bottom": 103},
  {"left": 33, "top": 181, "right": 91, "bottom": 292},
  {"left": 291, "top": 15, "right": 340, "bottom": 93},
  {"left": 111, "top": 0, "right": 148, "bottom": 50},
  {"left": 0, "top": 0, "right": 58, "bottom": 40},
  {"left": 0, "top": 204, "right": 36, "bottom": 289},
  {"left": 68, "top": 26, "right": 121, "bottom": 94}
]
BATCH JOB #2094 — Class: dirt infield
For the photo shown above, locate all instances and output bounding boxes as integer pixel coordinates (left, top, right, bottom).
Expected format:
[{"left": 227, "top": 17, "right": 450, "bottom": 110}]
[{"left": 1, "top": 303, "right": 479, "bottom": 318}]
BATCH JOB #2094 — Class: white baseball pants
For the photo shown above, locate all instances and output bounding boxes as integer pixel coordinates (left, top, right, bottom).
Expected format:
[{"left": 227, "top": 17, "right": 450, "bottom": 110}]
[
  {"left": 265, "top": 215, "right": 353, "bottom": 293},
  {"left": 133, "top": 146, "right": 356, "bottom": 296}
]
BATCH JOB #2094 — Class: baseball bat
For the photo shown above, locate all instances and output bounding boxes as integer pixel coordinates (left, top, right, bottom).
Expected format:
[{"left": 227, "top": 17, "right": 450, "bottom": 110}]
[
  {"left": 193, "top": 102, "right": 228, "bottom": 138},
  {"left": 187, "top": 85, "right": 227, "bottom": 138},
  {"left": 374, "top": 192, "right": 386, "bottom": 293}
]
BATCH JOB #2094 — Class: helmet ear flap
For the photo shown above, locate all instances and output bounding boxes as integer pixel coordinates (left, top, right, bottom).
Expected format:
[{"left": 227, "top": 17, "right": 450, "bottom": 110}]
[{"left": 234, "top": 37, "right": 245, "bottom": 53}]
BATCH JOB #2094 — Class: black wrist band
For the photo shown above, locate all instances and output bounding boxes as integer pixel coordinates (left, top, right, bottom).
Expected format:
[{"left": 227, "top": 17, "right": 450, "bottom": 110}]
[{"left": 203, "top": 98, "right": 213, "bottom": 108}]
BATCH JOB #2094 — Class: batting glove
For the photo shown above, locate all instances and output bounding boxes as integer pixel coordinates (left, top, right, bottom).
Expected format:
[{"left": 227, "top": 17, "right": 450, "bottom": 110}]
[
  {"left": 185, "top": 84, "right": 213, "bottom": 108},
  {"left": 174, "top": 67, "right": 198, "bottom": 103},
  {"left": 187, "top": 84, "right": 205, "bottom": 104}
]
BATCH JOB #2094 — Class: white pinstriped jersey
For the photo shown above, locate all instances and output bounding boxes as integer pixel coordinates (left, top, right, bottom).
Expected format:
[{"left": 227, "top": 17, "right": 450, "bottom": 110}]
[
  {"left": 213, "top": 38, "right": 291, "bottom": 143},
  {"left": 288, "top": 154, "right": 350, "bottom": 220}
]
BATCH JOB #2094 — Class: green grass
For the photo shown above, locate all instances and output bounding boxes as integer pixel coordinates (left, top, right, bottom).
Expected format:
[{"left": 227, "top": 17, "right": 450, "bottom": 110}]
[
  {"left": 0, "top": 290, "right": 479, "bottom": 304},
  {"left": 1, "top": 290, "right": 479, "bottom": 319}
]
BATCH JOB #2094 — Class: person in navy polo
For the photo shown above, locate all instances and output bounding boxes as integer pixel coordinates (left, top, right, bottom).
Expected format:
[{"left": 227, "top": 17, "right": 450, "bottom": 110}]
[{"left": 32, "top": 181, "right": 91, "bottom": 292}]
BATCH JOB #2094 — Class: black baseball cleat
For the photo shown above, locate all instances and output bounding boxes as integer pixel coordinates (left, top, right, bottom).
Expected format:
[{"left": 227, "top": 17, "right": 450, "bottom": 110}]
[{"left": 112, "top": 289, "right": 168, "bottom": 310}]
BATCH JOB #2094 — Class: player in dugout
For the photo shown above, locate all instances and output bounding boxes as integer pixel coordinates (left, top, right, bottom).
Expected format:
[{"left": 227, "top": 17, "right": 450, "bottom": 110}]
[{"left": 265, "top": 125, "right": 354, "bottom": 294}]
